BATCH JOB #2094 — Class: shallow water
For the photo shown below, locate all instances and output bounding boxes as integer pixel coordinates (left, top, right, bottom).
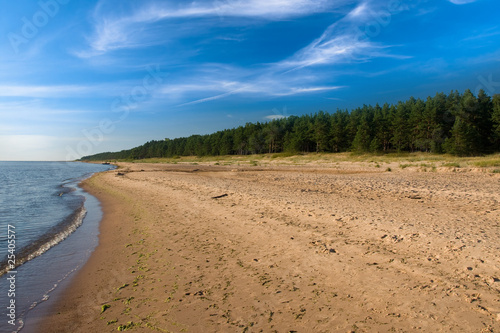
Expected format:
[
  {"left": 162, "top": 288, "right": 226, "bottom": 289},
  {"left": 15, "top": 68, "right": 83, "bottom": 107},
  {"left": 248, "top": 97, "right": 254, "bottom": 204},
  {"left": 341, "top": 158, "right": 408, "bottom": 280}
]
[{"left": 0, "top": 162, "right": 113, "bottom": 332}]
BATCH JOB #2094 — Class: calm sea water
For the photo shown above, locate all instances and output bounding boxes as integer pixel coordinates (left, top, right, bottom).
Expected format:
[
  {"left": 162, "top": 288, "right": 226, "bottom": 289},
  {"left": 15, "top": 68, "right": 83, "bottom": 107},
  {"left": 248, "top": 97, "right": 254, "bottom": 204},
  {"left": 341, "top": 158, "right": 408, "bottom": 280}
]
[{"left": 0, "top": 162, "right": 114, "bottom": 332}]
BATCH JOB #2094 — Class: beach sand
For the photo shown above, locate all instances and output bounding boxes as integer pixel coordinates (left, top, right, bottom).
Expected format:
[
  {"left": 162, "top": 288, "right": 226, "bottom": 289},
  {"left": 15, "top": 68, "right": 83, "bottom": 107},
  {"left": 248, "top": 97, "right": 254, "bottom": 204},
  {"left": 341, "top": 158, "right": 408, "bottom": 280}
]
[{"left": 40, "top": 162, "right": 500, "bottom": 332}]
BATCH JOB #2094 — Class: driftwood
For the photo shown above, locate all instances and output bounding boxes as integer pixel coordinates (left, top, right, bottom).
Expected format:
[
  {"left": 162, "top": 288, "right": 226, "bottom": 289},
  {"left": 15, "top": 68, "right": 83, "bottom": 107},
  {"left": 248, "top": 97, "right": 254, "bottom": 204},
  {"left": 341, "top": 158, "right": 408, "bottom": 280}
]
[{"left": 211, "top": 194, "right": 228, "bottom": 199}]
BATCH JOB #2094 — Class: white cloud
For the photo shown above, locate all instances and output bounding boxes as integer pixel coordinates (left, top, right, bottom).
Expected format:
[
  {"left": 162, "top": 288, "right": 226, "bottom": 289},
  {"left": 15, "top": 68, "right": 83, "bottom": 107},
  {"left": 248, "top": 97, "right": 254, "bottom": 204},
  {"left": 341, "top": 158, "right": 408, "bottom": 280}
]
[
  {"left": 178, "top": 90, "right": 243, "bottom": 106},
  {"left": 0, "top": 79, "right": 159, "bottom": 98},
  {"left": 158, "top": 75, "right": 344, "bottom": 106},
  {"left": 273, "top": 86, "right": 343, "bottom": 96},
  {"left": 346, "top": 2, "right": 370, "bottom": 20},
  {"left": 154, "top": 1, "right": 409, "bottom": 106},
  {"left": 278, "top": 31, "right": 377, "bottom": 71},
  {"left": 81, "top": 0, "right": 349, "bottom": 56},
  {"left": 80, "top": 0, "right": 409, "bottom": 107},
  {"left": 0, "top": 85, "right": 91, "bottom": 98},
  {"left": 447, "top": 0, "right": 480, "bottom": 4},
  {"left": 275, "top": 2, "right": 410, "bottom": 73},
  {"left": 150, "top": 0, "right": 333, "bottom": 19}
]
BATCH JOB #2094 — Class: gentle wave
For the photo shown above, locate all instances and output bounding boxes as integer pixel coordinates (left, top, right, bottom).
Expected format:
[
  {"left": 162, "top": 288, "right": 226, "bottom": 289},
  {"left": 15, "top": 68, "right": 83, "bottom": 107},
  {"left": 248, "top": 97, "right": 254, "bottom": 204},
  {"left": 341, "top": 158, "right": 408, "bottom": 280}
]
[{"left": 0, "top": 205, "right": 87, "bottom": 277}]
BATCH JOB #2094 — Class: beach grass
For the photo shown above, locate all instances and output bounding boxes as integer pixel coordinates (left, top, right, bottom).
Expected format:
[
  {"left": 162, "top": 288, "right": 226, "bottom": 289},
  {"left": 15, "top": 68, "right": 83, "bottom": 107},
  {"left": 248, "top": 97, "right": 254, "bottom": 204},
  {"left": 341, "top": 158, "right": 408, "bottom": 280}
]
[{"left": 102, "top": 152, "right": 500, "bottom": 170}]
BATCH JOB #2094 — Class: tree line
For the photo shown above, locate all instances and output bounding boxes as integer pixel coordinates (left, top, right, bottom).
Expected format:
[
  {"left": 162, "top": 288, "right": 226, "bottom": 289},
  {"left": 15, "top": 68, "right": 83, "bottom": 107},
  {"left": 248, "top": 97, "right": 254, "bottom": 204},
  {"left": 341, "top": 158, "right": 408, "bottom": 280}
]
[{"left": 81, "top": 89, "right": 500, "bottom": 161}]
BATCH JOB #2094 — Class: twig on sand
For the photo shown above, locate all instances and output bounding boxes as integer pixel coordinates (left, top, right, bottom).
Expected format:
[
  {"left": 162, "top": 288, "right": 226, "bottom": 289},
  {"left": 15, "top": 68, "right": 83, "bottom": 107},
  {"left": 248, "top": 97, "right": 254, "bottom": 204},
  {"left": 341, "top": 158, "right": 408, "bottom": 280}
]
[{"left": 211, "top": 194, "right": 228, "bottom": 199}]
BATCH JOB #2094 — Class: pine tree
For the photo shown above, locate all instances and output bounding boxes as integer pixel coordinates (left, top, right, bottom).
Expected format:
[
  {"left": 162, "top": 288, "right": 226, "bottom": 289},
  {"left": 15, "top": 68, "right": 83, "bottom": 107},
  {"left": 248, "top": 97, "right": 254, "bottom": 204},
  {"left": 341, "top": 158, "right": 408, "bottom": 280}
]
[
  {"left": 352, "top": 116, "right": 371, "bottom": 153},
  {"left": 233, "top": 127, "right": 247, "bottom": 155},
  {"left": 313, "top": 111, "right": 330, "bottom": 152},
  {"left": 476, "top": 89, "right": 493, "bottom": 150},
  {"left": 372, "top": 104, "right": 390, "bottom": 152},
  {"left": 290, "top": 116, "right": 314, "bottom": 152},
  {"left": 264, "top": 121, "right": 283, "bottom": 153},
  {"left": 408, "top": 98, "right": 425, "bottom": 151},
  {"left": 330, "top": 110, "right": 348, "bottom": 152},
  {"left": 346, "top": 109, "right": 361, "bottom": 147},
  {"left": 219, "top": 131, "right": 234, "bottom": 155},
  {"left": 443, "top": 117, "right": 477, "bottom": 156},
  {"left": 249, "top": 131, "right": 264, "bottom": 154},
  {"left": 444, "top": 90, "right": 482, "bottom": 156},
  {"left": 492, "top": 94, "right": 500, "bottom": 147},
  {"left": 391, "top": 102, "right": 409, "bottom": 152}
]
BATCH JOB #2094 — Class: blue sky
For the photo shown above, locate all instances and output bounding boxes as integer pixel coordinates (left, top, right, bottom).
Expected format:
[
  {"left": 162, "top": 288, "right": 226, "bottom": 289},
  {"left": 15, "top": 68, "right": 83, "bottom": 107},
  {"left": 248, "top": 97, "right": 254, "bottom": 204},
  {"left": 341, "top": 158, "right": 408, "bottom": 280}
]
[{"left": 1, "top": 0, "right": 499, "bottom": 161}]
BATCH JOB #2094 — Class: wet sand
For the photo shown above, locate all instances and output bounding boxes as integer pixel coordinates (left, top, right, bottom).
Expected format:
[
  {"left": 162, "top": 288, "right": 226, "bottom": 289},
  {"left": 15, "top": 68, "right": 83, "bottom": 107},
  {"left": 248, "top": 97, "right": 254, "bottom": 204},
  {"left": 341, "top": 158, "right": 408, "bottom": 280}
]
[{"left": 40, "top": 162, "right": 500, "bottom": 332}]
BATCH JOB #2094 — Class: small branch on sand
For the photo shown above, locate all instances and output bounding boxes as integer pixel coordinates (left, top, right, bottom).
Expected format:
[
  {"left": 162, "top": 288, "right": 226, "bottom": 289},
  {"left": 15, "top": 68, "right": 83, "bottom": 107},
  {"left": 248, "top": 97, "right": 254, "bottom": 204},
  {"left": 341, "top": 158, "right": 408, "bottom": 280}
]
[{"left": 211, "top": 194, "right": 228, "bottom": 199}]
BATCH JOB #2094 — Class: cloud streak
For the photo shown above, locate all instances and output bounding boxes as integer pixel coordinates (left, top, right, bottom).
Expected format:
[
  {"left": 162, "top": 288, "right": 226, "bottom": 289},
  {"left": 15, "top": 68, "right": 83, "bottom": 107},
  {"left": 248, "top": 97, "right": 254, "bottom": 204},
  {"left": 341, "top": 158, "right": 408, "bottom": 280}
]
[
  {"left": 0, "top": 85, "right": 92, "bottom": 98},
  {"left": 77, "top": 0, "right": 411, "bottom": 107},
  {"left": 447, "top": 0, "right": 480, "bottom": 4},
  {"left": 151, "top": 0, "right": 334, "bottom": 19},
  {"left": 158, "top": 75, "right": 344, "bottom": 106},
  {"left": 276, "top": 1, "right": 410, "bottom": 73},
  {"left": 172, "top": 1, "right": 410, "bottom": 106},
  {"left": 80, "top": 0, "right": 349, "bottom": 56}
]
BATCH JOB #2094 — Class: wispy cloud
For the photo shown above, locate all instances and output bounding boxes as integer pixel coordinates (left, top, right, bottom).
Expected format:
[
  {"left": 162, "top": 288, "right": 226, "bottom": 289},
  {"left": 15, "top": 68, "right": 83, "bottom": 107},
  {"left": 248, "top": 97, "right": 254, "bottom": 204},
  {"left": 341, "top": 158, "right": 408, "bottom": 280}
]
[
  {"left": 177, "top": 90, "right": 243, "bottom": 107},
  {"left": 159, "top": 75, "right": 344, "bottom": 106},
  {"left": 80, "top": 0, "right": 349, "bottom": 56},
  {"left": 462, "top": 28, "right": 500, "bottom": 42},
  {"left": 346, "top": 1, "right": 370, "bottom": 20},
  {"left": 273, "top": 86, "right": 343, "bottom": 96},
  {"left": 277, "top": 30, "right": 377, "bottom": 72},
  {"left": 0, "top": 85, "right": 94, "bottom": 98},
  {"left": 0, "top": 80, "right": 156, "bottom": 98},
  {"left": 156, "top": 1, "right": 412, "bottom": 107},
  {"left": 447, "top": 0, "right": 480, "bottom": 4},
  {"left": 150, "top": 0, "right": 334, "bottom": 19},
  {"left": 79, "top": 0, "right": 410, "bottom": 107},
  {"left": 0, "top": 100, "right": 93, "bottom": 117},
  {"left": 275, "top": 2, "right": 410, "bottom": 73}
]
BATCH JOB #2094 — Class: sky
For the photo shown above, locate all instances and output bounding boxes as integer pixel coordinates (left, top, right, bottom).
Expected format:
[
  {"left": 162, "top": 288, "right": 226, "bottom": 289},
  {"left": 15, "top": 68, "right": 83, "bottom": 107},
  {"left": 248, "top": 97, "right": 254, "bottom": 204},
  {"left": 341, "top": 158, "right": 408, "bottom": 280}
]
[{"left": 0, "top": 0, "right": 499, "bottom": 161}]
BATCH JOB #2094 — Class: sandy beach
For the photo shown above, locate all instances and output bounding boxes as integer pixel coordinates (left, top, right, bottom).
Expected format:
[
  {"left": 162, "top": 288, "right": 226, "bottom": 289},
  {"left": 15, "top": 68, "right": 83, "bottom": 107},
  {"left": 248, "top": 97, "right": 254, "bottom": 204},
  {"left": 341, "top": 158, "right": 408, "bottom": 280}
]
[{"left": 39, "top": 162, "right": 500, "bottom": 332}]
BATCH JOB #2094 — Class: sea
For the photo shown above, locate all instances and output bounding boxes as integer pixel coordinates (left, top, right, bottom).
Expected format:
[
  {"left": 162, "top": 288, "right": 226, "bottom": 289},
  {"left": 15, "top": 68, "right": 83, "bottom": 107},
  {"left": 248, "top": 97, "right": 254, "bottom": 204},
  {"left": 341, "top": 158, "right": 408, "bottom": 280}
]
[{"left": 0, "top": 161, "right": 115, "bottom": 333}]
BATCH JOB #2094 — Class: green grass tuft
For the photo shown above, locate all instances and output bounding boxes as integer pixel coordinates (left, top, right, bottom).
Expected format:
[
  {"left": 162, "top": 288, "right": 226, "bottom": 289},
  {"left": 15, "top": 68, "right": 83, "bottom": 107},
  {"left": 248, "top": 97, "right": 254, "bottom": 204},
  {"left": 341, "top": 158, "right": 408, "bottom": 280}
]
[
  {"left": 117, "top": 321, "right": 139, "bottom": 331},
  {"left": 474, "top": 159, "right": 500, "bottom": 167},
  {"left": 117, "top": 283, "right": 129, "bottom": 291},
  {"left": 101, "top": 304, "right": 111, "bottom": 314}
]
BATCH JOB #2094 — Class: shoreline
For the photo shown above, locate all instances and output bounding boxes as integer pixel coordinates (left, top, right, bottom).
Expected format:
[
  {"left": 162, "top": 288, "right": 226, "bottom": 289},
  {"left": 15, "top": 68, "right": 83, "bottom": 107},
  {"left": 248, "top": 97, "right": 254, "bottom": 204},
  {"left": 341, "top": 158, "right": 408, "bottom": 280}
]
[
  {"left": 17, "top": 171, "right": 108, "bottom": 333},
  {"left": 0, "top": 162, "right": 113, "bottom": 333},
  {"left": 37, "top": 170, "right": 131, "bottom": 332},
  {"left": 39, "top": 162, "right": 500, "bottom": 332}
]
